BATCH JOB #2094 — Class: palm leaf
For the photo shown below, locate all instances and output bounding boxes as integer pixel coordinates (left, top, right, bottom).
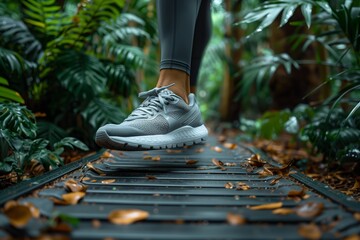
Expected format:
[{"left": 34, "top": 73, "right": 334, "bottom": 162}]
[
  {"left": 0, "top": 16, "right": 42, "bottom": 61},
  {"left": 36, "top": 120, "right": 68, "bottom": 146},
  {"left": 21, "top": 0, "right": 64, "bottom": 43},
  {"left": 56, "top": 50, "right": 107, "bottom": 100},
  {"left": 103, "top": 61, "right": 135, "bottom": 97},
  {"left": 81, "top": 98, "right": 126, "bottom": 129}
]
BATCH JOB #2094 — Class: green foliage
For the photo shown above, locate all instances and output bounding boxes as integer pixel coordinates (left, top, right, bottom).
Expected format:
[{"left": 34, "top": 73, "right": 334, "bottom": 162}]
[
  {"left": 0, "top": 77, "right": 25, "bottom": 103},
  {"left": 239, "top": 0, "right": 360, "bottom": 164},
  {"left": 0, "top": 0, "right": 154, "bottom": 149},
  {"left": 0, "top": 103, "right": 89, "bottom": 176}
]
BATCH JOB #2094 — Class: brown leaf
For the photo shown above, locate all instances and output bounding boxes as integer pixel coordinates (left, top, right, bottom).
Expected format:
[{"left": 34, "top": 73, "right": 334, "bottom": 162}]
[
  {"left": 4, "top": 200, "right": 18, "bottom": 210},
  {"left": 143, "top": 155, "right": 152, "bottom": 160},
  {"left": 86, "top": 162, "right": 104, "bottom": 175},
  {"left": 55, "top": 192, "right": 86, "bottom": 205},
  {"left": 295, "top": 202, "right": 324, "bottom": 218},
  {"left": 92, "top": 219, "right": 101, "bottom": 228},
  {"left": 223, "top": 143, "right": 237, "bottom": 149},
  {"left": 298, "top": 223, "right": 322, "bottom": 240},
  {"left": 266, "top": 162, "right": 293, "bottom": 177},
  {"left": 350, "top": 179, "right": 360, "bottom": 191},
  {"left": 151, "top": 156, "right": 161, "bottom": 161},
  {"left": 212, "top": 158, "right": 226, "bottom": 171},
  {"left": 64, "top": 179, "right": 88, "bottom": 192},
  {"left": 101, "top": 151, "right": 113, "bottom": 158},
  {"left": 288, "top": 187, "right": 306, "bottom": 199},
  {"left": 101, "top": 179, "right": 116, "bottom": 184},
  {"left": 23, "top": 202, "right": 40, "bottom": 218},
  {"left": 226, "top": 212, "right": 246, "bottom": 225},
  {"left": 270, "top": 176, "right": 282, "bottom": 185},
  {"left": 249, "top": 202, "right": 283, "bottom": 210},
  {"left": 236, "top": 182, "right": 251, "bottom": 191},
  {"left": 344, "top": 235, "right": 360, "bottom": 240},
  {"left": 224, "top": 182, "right": 234, "bottom": 189},
  {"left": 81, "top": 177, "right": 90, "bottom": 181},
  {"left": 108, "top": 209, "right": 149, "bottom": 225},
  {"left": 4, "top": 204, "right": 33, "bottom": 228},
  {"left": 354, "top": 212, "right": 360, "bottom": 221},
  {"left": 146, "top": 175, "right": 157, "bottom": 180},
  {"left": 211, "top": 146, "right": 223, "bottom": 153},
  {"left": 272, "top": 208, "right": 295, "bottom": 215},
  {"left": 247, "top": 154, "right": 266, "bottom": 167},
  {"left": 91, "top": 179, "right": 97, "bottom": 183},
  {"left": 166, "top": 149, "right": 182, "bottom": 153},
  {"left": 186, "top": 160, "right": 198, "bottom": 165},
  {"left": 217, "top": 135, "right": 227, "bottom": 143}
]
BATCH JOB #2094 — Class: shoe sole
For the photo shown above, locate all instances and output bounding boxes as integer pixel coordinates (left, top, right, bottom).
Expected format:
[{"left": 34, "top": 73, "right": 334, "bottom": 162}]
[{"left": 95, "top": 125, "right": 208, "bottom": 151}]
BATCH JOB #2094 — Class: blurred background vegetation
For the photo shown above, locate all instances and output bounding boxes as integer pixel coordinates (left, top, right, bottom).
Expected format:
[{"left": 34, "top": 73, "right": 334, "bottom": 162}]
[{"left": 0, "top": 0, "right": 359, "bottom": 180}]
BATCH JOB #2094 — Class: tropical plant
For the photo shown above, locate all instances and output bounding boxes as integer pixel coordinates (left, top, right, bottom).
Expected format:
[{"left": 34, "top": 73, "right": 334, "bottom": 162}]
[
  {"left": 239, "top": 0, "right": 360, "bottom": 163},
  {"left": 0, "top": 0, "right": 155, "bottom": 148},
  {"left": 0, "top": 103, "right": 89, "bottom": 180}
]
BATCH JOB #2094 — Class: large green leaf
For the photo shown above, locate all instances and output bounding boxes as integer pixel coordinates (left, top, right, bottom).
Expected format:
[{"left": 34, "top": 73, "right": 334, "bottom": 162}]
[
  {"left": 36, "top": 120, "right": 68, "bottom": 146},
  {"left": 56, "top": 51, "right": 107, "bottom": 100},
  {"left": 0, "top": 77, "right": 25, "bottom": 104},
  {"left": 81, "top": 98, "right": 125, "bottom": 129},
  {"left": 54, "top": 137, "right": 89, "bottom": 152},
  {"left": 0, "top": 16, "right": 42, "bottom": 61},
  {"left": 0, "top": 102, "right": 37, "bottom": 138}
]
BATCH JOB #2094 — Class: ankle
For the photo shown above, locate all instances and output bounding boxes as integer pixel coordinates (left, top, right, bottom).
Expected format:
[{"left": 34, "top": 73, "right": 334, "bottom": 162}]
[{"left": 157, "top": 69, "right": 190, "bottom": 104}]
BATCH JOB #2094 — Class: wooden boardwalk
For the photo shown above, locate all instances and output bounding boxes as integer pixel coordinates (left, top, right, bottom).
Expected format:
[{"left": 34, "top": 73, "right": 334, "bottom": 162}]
[{"left": 0, "top": 137, "right": 359, "bottom": 239}]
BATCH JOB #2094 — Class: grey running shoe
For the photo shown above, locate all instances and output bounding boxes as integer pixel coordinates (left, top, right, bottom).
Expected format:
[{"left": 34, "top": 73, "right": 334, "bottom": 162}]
[{"left": 95, "top": 84, "right": 208, "bottom": 150}]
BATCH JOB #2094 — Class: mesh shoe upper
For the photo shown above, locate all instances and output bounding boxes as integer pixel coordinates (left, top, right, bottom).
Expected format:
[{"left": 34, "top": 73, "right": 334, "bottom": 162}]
[{"left": 97, "top": 84, "right": 203, "bottom": 137}]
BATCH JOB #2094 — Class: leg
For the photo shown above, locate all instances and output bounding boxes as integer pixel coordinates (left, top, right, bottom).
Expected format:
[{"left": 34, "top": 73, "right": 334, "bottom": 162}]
[
  {"left": 155, "top": 0, "right": 202, "bottom": 103},
  {"left": 190, "top": 0, "right": 212, "bottom": 93}
]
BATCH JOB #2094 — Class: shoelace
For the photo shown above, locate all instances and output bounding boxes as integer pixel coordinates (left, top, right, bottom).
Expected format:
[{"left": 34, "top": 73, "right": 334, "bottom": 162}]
[{"left": 126, "top": 83, "right": 176, "bottom": 121}]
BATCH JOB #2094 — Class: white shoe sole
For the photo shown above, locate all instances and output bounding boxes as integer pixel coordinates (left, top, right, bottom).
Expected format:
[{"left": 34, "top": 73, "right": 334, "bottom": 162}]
[{"left": 95, "top": 125, "right": 208, "bottom": 150}]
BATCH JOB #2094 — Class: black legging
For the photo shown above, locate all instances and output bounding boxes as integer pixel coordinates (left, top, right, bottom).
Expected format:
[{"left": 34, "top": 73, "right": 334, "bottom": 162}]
[{"left": 156, "top": 0, "right": 212, "bottom": 87}]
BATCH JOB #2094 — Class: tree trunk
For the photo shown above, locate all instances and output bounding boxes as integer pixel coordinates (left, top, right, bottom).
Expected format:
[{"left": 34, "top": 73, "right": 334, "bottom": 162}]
[{"left": 220, "top": 0, "right": 243, "bottom": 122}]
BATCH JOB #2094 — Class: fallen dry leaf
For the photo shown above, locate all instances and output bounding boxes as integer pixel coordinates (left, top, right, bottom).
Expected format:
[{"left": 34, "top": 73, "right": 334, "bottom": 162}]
[
  {"left": 350, "top": 179, "right": 360, "bottom": 191},
  {"left": 101, "top": 151, "right": 113, "bottom": 158},
  {"left": 166, "top": 149, "right": 182, "bottom": 153},
  {"left": 151, "top": 156, "right": 161, "bottom": 161},
  {"left": 224, "top": 182, "right": 234, "bottom": 189},
  {"left": 295, "top": 202, "right": 324, "bottom": 218},
  {"left": 146, "top": 175, "right": 157, "bottom": 180},
  {"left": 247, "top": 154, "right": 266, "bottom": 167},
  {"left": 217, "top": 135, "right": 227, "bottom": 143},
  {"left": 92, "top": 219, "right": 101, "bottom": 228},
  {"left": 249, "top": 202, "right": 283, "bottom": 210},
  {"left": 270, "top": 176, "right": 282, "bottom": 185},
  {"left": 227, "top": 212, "right": 246, "bottom": 225},
  {"left": 212, "top": 158, "right": 226, "bottom": 171},
  {"left": 101, "top": 179, "right": 116, "bottom": 184},
  {"left": 81, "top": 177, "right": 90, "bottom": 181},
  {"left": 272, "top": 208, "right": 295, "bottom": 215},
  {"left": 51, "top": 192, "right": 86, "bottom": 205},
  {"left": 298, "top": 223, "right": 322, "bottom": 240},
  {"left": 344, "top": 235, "right": 360, "bottom": 240},
  {"left": 223, "top": 143, "right": 237, "bottom": 149},
  {"left": 288, "top": 187, "right": 306, "bottom": 199},
  {"left": 65, "top": 179, "right": 88, "bottom": 192},
  {"left": 211, "top": 146, "right": 223, "bottom": 153},
  {"left": 4, "top": 200, "right": 18, "bottom": 210},
  {"left": 108, "top": 209, "right": 149, "bottom": 225},
  {"left": 4, "top": 204, "right": 33, "bottom": 228},
  {"left": 143, "top": 155, "right": 152, "bottom": 160},
  {"left": 236, "top": 182, "right": 251, "bottom": 191},
  {"left": 91, "top": 179, "right": 97, "bottom": 183},
  {"left": 23, "top": 202, "right": 40, "bottom": 218},
  {"left": 354, "top": 212, "right": 360, "bottom": 221},
  {"left": 86, "top": 162, "right": 104, "bottom": 175},
  {"left": 186, "top": 160, "right": 198, "bottom": 165}
]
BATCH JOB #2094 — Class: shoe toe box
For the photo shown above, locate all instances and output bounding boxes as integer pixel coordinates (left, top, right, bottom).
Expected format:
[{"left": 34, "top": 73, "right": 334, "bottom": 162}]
[{"left": 96, "top": 123, "right": 144, "bottom": 137}]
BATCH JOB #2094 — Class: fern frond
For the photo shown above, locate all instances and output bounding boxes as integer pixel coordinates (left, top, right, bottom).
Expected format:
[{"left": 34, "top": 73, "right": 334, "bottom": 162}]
[
  {"left": 108, "top": 44, "right": 147, "bottom": 67},
  {"left": 36, "top": 120, "right": 68, "bottom": 146},
  {"left": 48, "top": 0, "right": 124, "bottom": 52},
  {"left": 81, "top": 98, "right": 125, "bottom": 129},
  {"left": 0, "top": 16, "right": 42, "bottom": 61},
  {"left": 103, "top": 61, "right": 134, "bottom": 97},
  {"left": 56, "top": 50, "right": 107, "bottom": 100},
  {"left": 21, "top": 0, "right": 64, "bottom": 43}
]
